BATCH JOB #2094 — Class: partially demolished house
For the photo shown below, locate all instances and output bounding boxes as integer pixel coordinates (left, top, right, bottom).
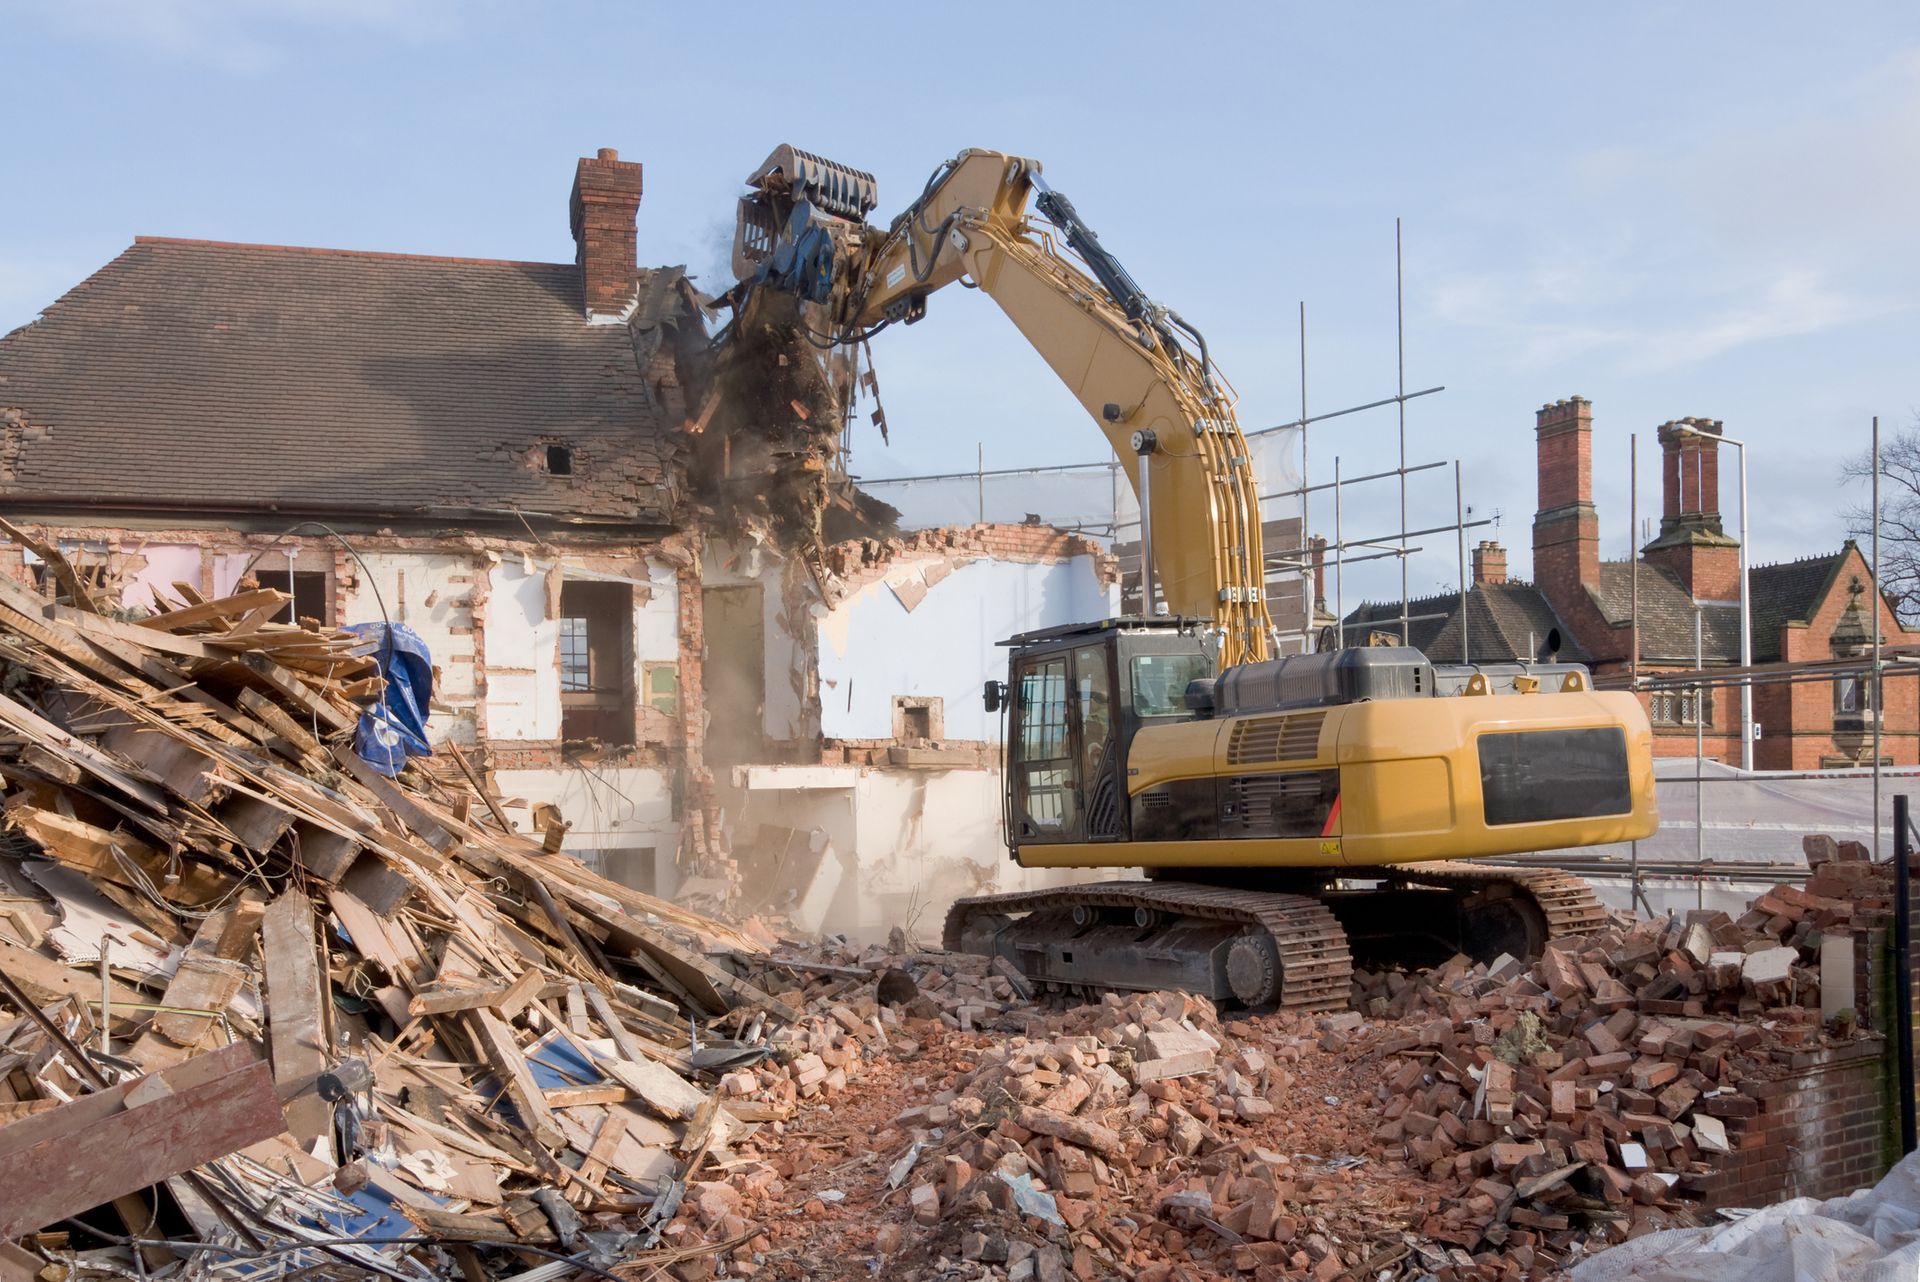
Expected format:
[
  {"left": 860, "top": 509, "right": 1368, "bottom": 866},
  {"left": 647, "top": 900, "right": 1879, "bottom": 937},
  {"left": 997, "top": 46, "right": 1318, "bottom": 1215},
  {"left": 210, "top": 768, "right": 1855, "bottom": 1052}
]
[{"left": 0, "top": 146, "right": 1116, "bottom": 935}]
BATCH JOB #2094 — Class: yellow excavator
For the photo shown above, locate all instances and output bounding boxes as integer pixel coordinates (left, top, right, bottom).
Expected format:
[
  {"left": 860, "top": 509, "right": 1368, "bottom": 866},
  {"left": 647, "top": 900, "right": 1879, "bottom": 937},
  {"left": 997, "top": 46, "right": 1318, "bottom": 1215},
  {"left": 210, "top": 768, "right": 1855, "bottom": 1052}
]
[{"left": 728, "top": 146, "right": 1658, "bottom": 1008}]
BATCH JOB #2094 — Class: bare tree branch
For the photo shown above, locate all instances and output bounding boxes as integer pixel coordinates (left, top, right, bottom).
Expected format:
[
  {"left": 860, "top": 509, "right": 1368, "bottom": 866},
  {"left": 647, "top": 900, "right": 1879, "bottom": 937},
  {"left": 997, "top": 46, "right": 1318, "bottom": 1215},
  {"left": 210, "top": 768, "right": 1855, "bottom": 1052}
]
[{"left": 1842, "top": 413, "right": 1920, "bottom": 623}]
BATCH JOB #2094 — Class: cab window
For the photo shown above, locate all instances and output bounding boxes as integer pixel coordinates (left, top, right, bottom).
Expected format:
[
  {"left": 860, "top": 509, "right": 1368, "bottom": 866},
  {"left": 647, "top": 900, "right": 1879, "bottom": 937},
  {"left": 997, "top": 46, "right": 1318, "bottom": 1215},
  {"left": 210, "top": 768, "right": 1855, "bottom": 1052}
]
[{"left": 1130, "top": 653, "right": 1210, "bottom": 719}]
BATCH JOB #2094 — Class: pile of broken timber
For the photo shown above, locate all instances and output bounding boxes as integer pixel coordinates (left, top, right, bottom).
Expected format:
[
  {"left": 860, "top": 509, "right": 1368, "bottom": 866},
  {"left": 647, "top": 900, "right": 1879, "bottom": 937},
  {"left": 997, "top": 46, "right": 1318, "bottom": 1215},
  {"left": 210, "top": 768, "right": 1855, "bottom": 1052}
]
[{"left": 0, "top": 540, "right": 793, "bottom": 1280}]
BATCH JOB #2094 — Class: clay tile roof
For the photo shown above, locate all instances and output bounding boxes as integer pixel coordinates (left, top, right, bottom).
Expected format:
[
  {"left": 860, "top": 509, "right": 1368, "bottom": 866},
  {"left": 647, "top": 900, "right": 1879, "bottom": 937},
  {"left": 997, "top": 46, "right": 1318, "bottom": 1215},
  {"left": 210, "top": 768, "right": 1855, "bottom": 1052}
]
[
  {"left": 0, "top": 238, "right": 682, "bottom": 527},
  {"left": 1747, "top": 549, "right": 1850, "bottom": 662},
  {"left": 1343, "top": 582, "right": 1589, "bottom": 664},
  {"left": 1593, "top": 560, "right": 1740, "bottom": 663}
]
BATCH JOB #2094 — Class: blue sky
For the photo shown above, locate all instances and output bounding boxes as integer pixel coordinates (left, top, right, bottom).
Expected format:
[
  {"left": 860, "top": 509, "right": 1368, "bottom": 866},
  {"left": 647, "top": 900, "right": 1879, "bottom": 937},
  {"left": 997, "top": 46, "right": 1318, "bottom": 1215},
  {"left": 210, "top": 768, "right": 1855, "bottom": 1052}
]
[{"left": 3, "top": 2, "right": 1914, "bottom": 611}]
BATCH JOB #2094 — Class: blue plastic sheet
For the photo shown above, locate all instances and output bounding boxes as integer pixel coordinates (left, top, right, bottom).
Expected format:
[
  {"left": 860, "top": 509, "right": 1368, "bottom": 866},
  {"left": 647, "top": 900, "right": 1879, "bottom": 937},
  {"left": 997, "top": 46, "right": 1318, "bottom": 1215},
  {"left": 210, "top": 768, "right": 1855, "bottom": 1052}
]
[{"left": 344, "top": 622, "right": 434, "bottom": 776}]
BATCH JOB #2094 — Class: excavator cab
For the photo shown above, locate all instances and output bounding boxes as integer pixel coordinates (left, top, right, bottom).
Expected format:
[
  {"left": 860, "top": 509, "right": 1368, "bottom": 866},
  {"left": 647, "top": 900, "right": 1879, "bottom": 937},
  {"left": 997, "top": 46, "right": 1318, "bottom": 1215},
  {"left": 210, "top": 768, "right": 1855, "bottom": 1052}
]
[{"left": 996, "top": 618, "right": 1212, "bottom": 849}]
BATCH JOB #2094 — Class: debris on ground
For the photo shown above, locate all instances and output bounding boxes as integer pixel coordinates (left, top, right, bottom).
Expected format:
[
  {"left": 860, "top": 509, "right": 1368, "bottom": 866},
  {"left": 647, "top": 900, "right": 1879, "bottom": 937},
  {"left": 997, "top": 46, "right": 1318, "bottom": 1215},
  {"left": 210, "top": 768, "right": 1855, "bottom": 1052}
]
[
  {"left": 0, "top": 539, "right": 796, "bottom": 1279},
  {"left": 0, "top": 538, "right": 1897, "bottom": 1282},
  {"left": 1569, "top": 1146, "right": 1920, "bottom": 1282}
]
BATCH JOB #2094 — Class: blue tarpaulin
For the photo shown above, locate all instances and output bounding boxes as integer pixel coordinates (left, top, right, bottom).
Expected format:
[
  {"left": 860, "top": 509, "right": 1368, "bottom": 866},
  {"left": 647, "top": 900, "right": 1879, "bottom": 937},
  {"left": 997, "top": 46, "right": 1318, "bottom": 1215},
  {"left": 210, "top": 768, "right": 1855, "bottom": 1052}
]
[{"left": 344, "top": 622, "right": 434, "bottom": 776}]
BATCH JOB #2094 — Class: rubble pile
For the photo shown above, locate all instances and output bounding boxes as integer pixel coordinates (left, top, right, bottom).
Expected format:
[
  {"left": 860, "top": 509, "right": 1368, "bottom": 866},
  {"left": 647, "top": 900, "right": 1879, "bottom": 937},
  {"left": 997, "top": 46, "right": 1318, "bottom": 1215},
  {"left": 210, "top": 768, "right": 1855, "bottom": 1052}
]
[
  {"left": 644, "top": 871, "right": 1882, "bottom": 1282},
  {"left": 0, "top": 533, "right": 1892, "bottom": 1282},
  {"left": 0, "top": 539, "right": 811, "bottom": 1280}
]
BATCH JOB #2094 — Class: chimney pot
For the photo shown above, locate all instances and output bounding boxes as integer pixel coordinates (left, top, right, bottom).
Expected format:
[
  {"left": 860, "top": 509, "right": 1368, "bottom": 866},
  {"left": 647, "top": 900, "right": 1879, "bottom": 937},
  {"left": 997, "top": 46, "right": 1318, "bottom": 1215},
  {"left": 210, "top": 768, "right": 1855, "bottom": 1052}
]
[
  {"left": 1472, "top": 540, "right": 1508, "bottom": 587},
  {"left": 598, "top": 147, "right": 618, "bottom": 161}
]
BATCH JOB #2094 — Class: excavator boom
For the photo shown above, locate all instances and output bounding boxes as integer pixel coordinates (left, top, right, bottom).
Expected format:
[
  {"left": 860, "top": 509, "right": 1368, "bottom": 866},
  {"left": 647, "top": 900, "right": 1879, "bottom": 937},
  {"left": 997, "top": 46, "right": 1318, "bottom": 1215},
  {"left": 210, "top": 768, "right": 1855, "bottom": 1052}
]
[{"left": 733, "top": 147, "right": 1274, "bottom": 667}]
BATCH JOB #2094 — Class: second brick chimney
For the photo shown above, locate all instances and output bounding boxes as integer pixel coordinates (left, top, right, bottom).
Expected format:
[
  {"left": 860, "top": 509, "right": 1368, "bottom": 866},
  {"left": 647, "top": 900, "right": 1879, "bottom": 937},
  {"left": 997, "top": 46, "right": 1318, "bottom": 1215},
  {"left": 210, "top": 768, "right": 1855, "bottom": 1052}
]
[
  {"left": 1643, "top": 417, "right": 1740, "bottom": 600},
  {"left": 570, "top": 148, "right": 643, "bottom": 319},
  {"left": 1472, "top": 540, "right": 1507, "bottom": 587},
  {"left": 1532, "top": 397, "right": 1600, "bottom": 617}
]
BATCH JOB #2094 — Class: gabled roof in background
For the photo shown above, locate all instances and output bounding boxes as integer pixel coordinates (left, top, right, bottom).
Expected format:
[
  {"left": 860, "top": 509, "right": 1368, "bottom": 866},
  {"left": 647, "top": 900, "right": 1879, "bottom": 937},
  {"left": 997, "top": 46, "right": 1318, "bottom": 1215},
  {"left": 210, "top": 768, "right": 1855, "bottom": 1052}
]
[
  {"left": 1344, "top": 582, "right": 1589, "bottom": 664},
  {"left": 0, "top": 238, "right": 690, "bottom": 528},
  {"left": 1747, "top": 549, "right": 1851, "bottom": 662},
  {"left": 1592, "top": 560, "right": 1741, "bottom": 663}
]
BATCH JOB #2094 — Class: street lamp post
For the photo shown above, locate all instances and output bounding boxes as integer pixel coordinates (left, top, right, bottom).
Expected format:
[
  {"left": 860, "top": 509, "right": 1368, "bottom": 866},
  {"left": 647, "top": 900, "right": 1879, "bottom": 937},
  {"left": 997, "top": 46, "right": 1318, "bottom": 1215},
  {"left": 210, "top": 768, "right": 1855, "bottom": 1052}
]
[{"left": 1674, "top": 425, "right": 1752, "bottom": 770}]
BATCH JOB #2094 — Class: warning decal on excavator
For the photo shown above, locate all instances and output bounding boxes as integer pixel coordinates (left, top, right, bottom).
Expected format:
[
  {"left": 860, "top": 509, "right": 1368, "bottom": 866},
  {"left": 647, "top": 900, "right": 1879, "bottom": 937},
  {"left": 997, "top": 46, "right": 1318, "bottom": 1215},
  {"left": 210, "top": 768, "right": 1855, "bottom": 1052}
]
[{"left": 886, "top": 264, "right": 906, "bottom": 289}]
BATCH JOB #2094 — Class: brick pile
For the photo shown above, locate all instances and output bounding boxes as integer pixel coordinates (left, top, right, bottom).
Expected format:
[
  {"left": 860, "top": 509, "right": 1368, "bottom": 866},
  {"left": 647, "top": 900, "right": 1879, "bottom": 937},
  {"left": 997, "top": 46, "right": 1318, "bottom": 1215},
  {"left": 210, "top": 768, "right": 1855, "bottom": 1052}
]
[{"left": 645, "top": 860, "right": 1887, "bottom": 1282}]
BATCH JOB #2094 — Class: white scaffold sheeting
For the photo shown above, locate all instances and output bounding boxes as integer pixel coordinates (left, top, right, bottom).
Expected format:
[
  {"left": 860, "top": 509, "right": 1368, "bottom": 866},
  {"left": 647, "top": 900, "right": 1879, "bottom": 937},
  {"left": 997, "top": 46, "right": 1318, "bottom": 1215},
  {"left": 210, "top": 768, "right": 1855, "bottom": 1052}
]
[
  {"left": 1535, "top": 758, "right": 1920, "bottom": 918},
  {"left": 1571, "top": 1147, "right": 1920, "bottom": 1282}
]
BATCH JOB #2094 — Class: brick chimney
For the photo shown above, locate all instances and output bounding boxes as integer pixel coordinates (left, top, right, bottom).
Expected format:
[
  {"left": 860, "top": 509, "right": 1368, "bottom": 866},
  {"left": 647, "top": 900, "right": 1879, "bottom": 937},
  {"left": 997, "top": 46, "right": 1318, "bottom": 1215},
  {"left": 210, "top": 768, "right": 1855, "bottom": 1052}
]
[
  {"left": 570, "top": 147, "right": 643, "bottom": 319},
  {"left": 1643, "top": 417, "right": 1740, "bottom": 601},
  {"left": 1532, "top": 397, "right": 1600, "bottom": 616},
  {"left": 1472, "top": 540, "right": 1507, "bottom": 587}
]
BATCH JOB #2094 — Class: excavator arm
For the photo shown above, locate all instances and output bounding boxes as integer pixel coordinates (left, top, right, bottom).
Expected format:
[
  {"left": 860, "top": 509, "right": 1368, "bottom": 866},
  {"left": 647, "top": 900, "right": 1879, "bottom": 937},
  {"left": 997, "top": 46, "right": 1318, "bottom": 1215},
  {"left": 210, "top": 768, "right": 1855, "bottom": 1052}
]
[{"left": 730, "top": 146, "right": 1275, "bottom": 668}]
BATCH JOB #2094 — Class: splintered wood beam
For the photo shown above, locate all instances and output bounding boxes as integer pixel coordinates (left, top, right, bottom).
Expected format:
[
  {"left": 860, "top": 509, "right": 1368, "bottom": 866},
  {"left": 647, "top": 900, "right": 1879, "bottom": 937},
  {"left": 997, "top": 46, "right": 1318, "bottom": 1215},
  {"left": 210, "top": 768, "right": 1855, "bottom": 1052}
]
[
  {"left": 137, "top": 588, "right": 290, "bottom": 634},
  {"left": 261, "top": 890, "right": 332, "bottom": 1146},
  {"left": 131, "top": 898, "right": 265, "bottom": 1068},
  {"left": 0, "top": 1041, "right": 286, "bottom": 1239},
  {"left": 466, "top": 1009, "right": 564, "bottom": 1150}
]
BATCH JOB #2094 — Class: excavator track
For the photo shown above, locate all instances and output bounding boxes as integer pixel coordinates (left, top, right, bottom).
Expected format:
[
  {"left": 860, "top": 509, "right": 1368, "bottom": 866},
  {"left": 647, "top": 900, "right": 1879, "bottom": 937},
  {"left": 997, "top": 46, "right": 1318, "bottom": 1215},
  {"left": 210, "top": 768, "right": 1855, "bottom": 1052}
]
[
  {"left": 1384, "top": 861, "right": 1612, "bottom": 944},
  {"left": 943, "top": 879, "right": 1353, "bottom": 1012}
]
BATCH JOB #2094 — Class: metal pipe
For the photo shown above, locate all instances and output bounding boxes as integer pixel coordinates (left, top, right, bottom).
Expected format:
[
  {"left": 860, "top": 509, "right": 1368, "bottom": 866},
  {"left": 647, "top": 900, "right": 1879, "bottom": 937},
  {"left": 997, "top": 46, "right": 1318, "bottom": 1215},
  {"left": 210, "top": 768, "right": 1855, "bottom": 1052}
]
[
  {"left": 1397, "top": 219, "right": 1409, "bottom": 643},
  {"left": 1299, "top": 302, "right": 1309, "bottom": 578},
  {"left": 1247, "top": 386, "right": 1445, "bottom": 439},
  {"left": 1895, "top": 793, "right": 1915, "bottom": 1155},
  {"left": 1695, "top": 604, "right": 1705, "bottom": 909},
  {"left": 1334, "top": 456, "right": 1344, "bottom": 647},
  {"left": 1455, "top": 460, "right": 1468, "bottom": 666},
  {"left": 1875, "top": 416, "right": 1884, "bottom": 859},
  {"left": 1276, "top": 460, "right": 1451, "bottom": 499},
  {"left": 1630, "top": 433, "right": 1640, "bottom": 687},
  {"left": 1738, "top": 437, "right": 1753, "bottom": 770},
  {"left": 1133, "top": 429, "right": 1158, "bottom": 615}
]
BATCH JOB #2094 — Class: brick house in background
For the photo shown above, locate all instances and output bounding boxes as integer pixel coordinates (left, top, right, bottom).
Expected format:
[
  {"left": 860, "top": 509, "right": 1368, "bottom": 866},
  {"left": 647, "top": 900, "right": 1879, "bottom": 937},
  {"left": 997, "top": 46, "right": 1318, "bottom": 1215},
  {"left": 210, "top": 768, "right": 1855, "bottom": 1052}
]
[
  {"left": 1346, "top": 395, "right": 1918, "bottom": 769},
  {"left": 0, "top": 146, "right": 1117, "bottom": 933}
]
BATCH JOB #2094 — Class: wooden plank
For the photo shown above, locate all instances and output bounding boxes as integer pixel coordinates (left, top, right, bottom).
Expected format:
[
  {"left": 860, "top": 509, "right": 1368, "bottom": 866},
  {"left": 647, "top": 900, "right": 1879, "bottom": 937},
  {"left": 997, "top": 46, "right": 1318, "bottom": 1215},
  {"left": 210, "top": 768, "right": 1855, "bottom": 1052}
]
[
  {"left": 132, "top": 899, "right": 264, "bottom": 1067},
  {"left": 406, "top": 970, "right": 547, "bottom": 1020},
  {"left": 332, "top": 744, "right": 457, "bottom": 850},
  {"left": 466, "top": 1008, "right": 564, "bottom": 1149},
  {"left": 49, "top": 605, "right": 218, "bottom": 660},
  {"left": 543, "top": 1085, "right": 631, "bottom": 1109},
  {"left": 0, "top": 689, "right": 167, "bottom": 812},
  {"left": 261, "top": 891, "right": 331, "bottom": 1146},
  {"left": 0, "top": 938, "right": 144, "bottom": 1016},
  {"left": 5, "top": 806, "right": 230, "bottom": 907},
  {"left": 136, "top": 589, "right": 289, "bottom": 634},
  {"left": 575, "top": 1109, "right": 625, "bottom": 1191},
  {"left": 244, "top": 654, "right": 354, "bottom": 734},
  {"left": 0, "top": 1042, "right": 286, "bottom": 1238},
  {"left": 236, "top": 688, "right": 325, "bottom": 759},
  {"left": 327, "top": 888, "right": 423, "bottom": 984}
]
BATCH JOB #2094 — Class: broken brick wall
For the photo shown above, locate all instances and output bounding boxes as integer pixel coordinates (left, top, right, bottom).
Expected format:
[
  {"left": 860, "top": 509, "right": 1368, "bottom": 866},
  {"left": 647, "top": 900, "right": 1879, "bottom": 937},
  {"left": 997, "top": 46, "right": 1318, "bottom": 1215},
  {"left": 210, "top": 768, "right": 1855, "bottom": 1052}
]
[
  {"left": 1692, "top": 1037, "right": 1891, "bottom": 1207},
  {"left": 710, "top": 522, "right": 1122, "bottom": 943}
]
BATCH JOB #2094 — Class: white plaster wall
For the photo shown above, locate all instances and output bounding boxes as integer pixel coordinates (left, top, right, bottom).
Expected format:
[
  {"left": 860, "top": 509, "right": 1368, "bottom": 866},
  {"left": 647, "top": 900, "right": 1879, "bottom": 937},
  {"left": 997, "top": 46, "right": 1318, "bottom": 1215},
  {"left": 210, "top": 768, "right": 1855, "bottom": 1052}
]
[
  {"left": 339, "top": 550, "right": 479, "bottom": 747},
  {"left": 703, "top": 543, "right": 808, "bottom": 743},
  {"left": 484, "top": 558, "right": 560, "bottom": 741},
  {"left": 492, "top": 766, "right": 678, "bottom": 890},
  {"left": 118, "top": 543, "right": 201, "bottom": 613},
  {"left": 815, "top": 556, "right": 1115, "bottom": 741},
  {"left": 735, "top": 764, "right": 1096, "bottom": 945}
]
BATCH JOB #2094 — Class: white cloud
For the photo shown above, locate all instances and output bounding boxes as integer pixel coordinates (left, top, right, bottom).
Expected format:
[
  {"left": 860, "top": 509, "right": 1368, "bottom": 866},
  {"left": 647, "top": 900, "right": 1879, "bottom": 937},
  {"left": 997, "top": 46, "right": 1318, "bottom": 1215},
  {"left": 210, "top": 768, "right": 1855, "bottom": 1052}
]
[
  {"left": 4, "top": 0, "right": 463, "bottom": 72},
  {"left": 1421, "top": 48, "right": 1920, "bottom": 377}
]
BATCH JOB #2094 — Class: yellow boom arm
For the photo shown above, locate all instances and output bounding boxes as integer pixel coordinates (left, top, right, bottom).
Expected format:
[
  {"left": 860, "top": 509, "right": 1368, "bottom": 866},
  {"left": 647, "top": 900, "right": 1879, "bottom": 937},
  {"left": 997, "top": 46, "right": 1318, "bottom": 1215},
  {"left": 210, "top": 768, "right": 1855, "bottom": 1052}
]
[{"left": 733, "top": 147, "right": 1275, "bottom": 667}]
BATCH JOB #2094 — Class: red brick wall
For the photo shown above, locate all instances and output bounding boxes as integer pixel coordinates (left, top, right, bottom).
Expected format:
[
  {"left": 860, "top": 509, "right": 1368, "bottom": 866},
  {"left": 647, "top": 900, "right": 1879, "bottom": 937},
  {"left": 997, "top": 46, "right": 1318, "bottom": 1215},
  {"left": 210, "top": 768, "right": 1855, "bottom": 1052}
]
[
  {"left": 1694, "top": 1038, "right": 1890, "bottom": 1207},
  {"left": 1764, "top": 544, "right": 1920, "bottom": 769}
]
